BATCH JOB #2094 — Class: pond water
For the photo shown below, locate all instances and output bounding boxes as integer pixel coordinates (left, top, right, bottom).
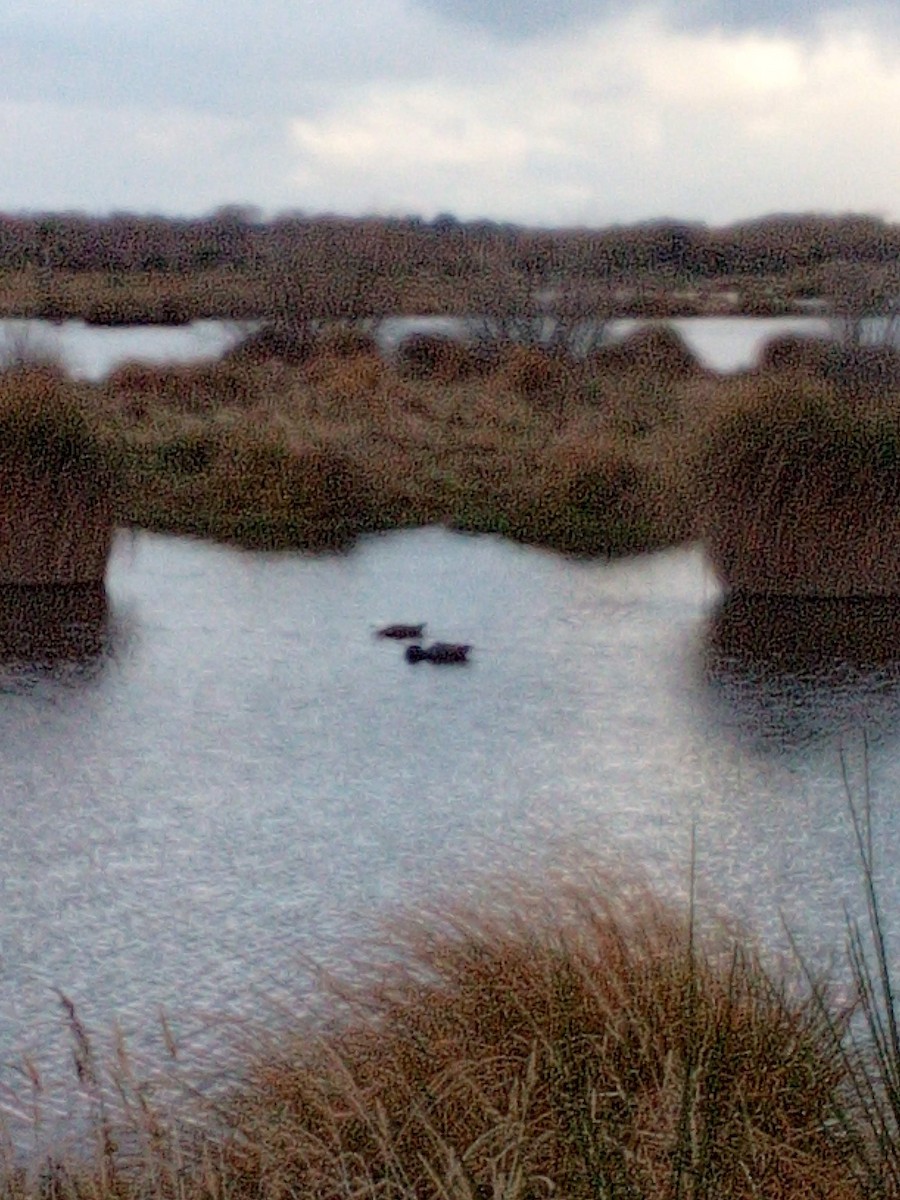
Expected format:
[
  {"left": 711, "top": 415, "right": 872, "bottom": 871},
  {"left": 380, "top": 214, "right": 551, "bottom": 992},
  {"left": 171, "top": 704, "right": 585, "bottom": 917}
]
[
  {"left": 0, "top": 314, "right": 896, "bottom": 1155},
  {"left": 1, "top": 528, "right": 900, "bottom": 1149},
  {"left": 0, "top": 313, "right": 832, "bottom": 380}
]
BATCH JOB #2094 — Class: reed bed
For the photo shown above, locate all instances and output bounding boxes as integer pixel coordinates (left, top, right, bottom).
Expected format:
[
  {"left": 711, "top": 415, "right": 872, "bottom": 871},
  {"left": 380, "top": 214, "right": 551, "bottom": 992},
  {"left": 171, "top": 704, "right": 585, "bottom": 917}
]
[
  {"left": 9, "top": 321, "right": 899, "bottom": 563},
  {"left": 0, "top": 268, "right": 268, "bottom": 323},
  {"left": 97, "top": 338, "right": 698, "bottom": 555},
  {"left": 690, "top": 371, "right": 900, "bottom": 594},
  {"left": 0, "top": 366, "right": 119, "bottom": 583}
]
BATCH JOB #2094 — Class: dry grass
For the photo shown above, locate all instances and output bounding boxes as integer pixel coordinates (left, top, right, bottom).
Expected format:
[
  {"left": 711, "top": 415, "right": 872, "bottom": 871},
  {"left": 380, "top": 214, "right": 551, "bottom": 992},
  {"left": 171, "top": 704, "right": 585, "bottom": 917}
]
[
  {"left": 0, "top": 367, "right": 118, "bottom": 583},
  {"left": 89, "top": 332, "right": 705, "bottom": 555},
  {"left": 24, "top": 320, "right": 900, "bottom": 565},
  {"left": 0, "top": 267, "right": 269, "bottom": 323},
  {"left": 106, "top": 361, "right": 257, "bottom": 415},
  {"left": 3, "top": 867, "right": 873, "bottom": 1200},
  {"left": 690, "top": 373, "right": 900, "bottom": 593},
  {"left": 588, "top": 324, "right": 703, "bottom": 382}
]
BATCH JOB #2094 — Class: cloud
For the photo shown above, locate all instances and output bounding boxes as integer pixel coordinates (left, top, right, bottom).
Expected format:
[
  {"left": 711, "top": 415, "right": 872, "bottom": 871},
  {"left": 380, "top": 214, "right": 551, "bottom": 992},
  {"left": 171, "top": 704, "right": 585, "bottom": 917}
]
[
  {"left": 0, "top": 0, "right": 450, "bottom": 118},
  {"left": 415, "top": 0, "right": 897, "bottom": 40},
  {"left": 2, "top": 0, "right": 899, "bottom": 222},
  {"left": 285, "top": 13, "right": 900, "bottom": 224},
  {"left": 0, "top": 101, "right": 299, "bottom": 214}
]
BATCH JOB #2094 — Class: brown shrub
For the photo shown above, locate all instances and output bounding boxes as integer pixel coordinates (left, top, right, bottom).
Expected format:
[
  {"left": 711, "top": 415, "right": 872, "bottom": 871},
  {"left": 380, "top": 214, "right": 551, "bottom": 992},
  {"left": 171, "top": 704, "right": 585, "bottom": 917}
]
[
  {"left": 314, "top": 326, "right": 379, "bottom": 359},
  {"left": 107, "top": 361, "right": 255, "bottom": 413},
  {"left": 208, "top": 430, "right": 372, "bottom": 546},
  {"left": 224, "top": 321, "right": 314, "bottom": 365},
  {"left": 588, "top": 323, "right": 701, "bottom": 380},
  {"left": 695, "top": 377, "right": 900, "bottom": 594},
  {"left": 756, "top": 334, "right": 833, "bottom": 375},
  {"left": 0, "top": 370, "right": 115, "bottom": 583},
  {"left": 395, "top": 334, "right": 476, "bottom": 382},
  {"left": 303, "top": 352, "right": 387, "bottom": 397},
  {"left": 758, "top": 336, "right": 900, "bottom": 400},
  {"left": 551, "top": 440, "right": 640, "bottom": 512},
  {"left": 499, "top": 344, "right": 578, "bottom": 405}
]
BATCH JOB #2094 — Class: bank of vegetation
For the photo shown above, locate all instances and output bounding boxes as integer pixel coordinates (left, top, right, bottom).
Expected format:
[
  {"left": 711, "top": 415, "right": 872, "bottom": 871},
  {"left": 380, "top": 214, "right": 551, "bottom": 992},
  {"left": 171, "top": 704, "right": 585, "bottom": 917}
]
[
  {"left": 4, "top": 214, "right": 900, "bottom": 1194},
  {"left": 2, "top": 209, "right": 900, "bottom": 324},
  {"left": 3, "top": 312, "right": 900, "bottom": 564}
]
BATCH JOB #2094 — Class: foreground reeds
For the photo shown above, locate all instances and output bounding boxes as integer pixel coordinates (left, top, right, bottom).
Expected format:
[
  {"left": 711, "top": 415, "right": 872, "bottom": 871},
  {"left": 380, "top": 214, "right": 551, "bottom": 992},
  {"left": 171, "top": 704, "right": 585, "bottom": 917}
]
[
  {"left": 0, "top": 845, "right": 892, "bottom": 1200},
  {"left": 221, "top": 875, "right": 864, "bottom": 1199},
  {"left": 8, "top": 752, "right": 900, "bottom": 1198}
]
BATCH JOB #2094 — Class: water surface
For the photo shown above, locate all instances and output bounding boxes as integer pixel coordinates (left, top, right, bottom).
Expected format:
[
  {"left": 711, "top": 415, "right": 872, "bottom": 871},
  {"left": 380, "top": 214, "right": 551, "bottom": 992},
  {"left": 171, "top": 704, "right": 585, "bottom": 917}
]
[{"left": 1, "top": 528, "right": 899, "bottom": 1141}]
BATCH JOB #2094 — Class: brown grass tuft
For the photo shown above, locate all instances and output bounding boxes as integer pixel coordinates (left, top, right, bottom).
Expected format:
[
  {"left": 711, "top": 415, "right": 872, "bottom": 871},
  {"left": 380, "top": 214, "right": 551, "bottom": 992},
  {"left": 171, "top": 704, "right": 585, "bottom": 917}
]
[
  {"left": 395, "top": 334, "right": 476, "bottom": 383},
  {"left": 223, "top": 875, "right": 860, "bottom": 1199},
  {"left": 695, "top": 376, "right": 900, "bottom": 594},
  {"left": 0, "top": 369, "right": 117, "bottom": 583},
  {"left": 498, "top": 344, "right": 580, "bottom": 407},
  {"left": 107, "top": 361, "right": 256, "bottom": 414},
  {"left": 588, "top": 323, "right": 702, "bottom": 381},
  {"left": 758, "top": 336, "right": 900, "bottom": 403}
]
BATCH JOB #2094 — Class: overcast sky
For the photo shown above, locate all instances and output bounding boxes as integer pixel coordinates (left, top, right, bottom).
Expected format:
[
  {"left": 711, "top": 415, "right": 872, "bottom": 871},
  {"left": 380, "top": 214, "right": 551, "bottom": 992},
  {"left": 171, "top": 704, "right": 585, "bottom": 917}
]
[{"left": 3, "top": 0, "right": 900, "bottom": 226}]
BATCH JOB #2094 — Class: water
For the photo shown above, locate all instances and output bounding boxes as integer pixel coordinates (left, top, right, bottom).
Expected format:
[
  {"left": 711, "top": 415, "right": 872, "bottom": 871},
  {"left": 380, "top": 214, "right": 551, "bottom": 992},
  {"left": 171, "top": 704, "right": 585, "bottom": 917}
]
[
  {"left": 0, "top": 313, "right": 832, "bottom": 380},
  {"left": 0, "top": 529, "right": 897, "bottom": 1138}
]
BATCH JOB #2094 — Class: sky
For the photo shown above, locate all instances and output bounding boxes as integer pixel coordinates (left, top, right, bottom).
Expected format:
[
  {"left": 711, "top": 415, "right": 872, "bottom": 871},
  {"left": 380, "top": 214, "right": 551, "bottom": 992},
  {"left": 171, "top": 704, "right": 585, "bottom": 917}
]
[{"left": 2, "top": 0, "right": 900, "bottom": 227}]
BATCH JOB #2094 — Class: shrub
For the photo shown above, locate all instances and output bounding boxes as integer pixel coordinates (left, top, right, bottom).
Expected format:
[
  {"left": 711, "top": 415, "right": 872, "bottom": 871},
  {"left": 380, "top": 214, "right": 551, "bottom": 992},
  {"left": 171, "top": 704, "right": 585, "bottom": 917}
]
[
  {"left": 758, "top": 336, "right": 900, "bottom": 400},
  {"left": 208, "top": 431, "right": 372, "bottom": 548},
  {"left": 695, "top": 377, "right": 900, "bottom": 594},
  {"left": 315, "top": 325, "right": 379, "bottom": 359},
  {"left": 588, "top": 324, "right": 701, "bottom": 380},
  {"left": 757, "top": 333, "right": 833, "bottom": 375},
  {"left": 224, "top": 320, "right": 315, "bottom": 365},
  {"left": 395, "top": 334, "right": 476, "bottom": 382},
  {"left": 0, "top": 368, "right": 107, "bottom": 481},
  {"left": 0, "top": 370, "right": 117, "bottom": 584},
  {"left": 107, "top": 361, "right": 255, "bottom": 414},
  {"left": 499, "top": 344, "right": 578, "bottom": 406}
]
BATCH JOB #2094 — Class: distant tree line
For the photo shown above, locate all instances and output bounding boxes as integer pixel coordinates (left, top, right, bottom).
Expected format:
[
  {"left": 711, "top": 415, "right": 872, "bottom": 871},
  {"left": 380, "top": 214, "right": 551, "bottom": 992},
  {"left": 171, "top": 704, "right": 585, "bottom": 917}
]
[{"left": 1, "top": 206, "right": 898, "bottom": 284}]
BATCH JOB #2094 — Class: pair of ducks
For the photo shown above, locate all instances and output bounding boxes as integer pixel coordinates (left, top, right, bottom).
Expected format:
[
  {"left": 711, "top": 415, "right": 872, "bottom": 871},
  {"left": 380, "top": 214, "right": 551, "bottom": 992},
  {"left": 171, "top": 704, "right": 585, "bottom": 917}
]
[{"left": 376, "top": 624, "right": 472, "bottom": 664}]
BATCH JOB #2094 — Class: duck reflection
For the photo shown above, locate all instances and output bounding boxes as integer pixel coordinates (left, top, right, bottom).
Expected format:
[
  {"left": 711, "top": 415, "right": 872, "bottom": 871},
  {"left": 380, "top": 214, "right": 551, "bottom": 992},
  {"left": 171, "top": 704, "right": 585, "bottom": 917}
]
[
  {"left": 0, "top": 582, "right": 111, "bottom": 669},
  {"left": 697, "top": 592, "right": 900, "bottom": 749}
]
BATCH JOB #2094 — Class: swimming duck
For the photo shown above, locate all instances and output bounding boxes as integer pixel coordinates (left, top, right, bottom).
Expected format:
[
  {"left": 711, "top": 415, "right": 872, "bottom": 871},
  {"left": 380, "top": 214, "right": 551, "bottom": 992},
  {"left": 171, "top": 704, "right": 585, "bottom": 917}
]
[
  {"left": 406, "top": 642, "right": 472, "bottom": 664},
  {"left": 377, "top": 623, "right": 427, "bottom": 640}
]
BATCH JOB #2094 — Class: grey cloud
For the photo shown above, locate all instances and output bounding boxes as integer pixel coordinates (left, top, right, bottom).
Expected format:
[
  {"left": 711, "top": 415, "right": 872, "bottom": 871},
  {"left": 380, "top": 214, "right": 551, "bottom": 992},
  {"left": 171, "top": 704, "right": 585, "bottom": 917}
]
[
  {"left": 415, "top": 0, "right": 894, "bottom": 39},
  {"left": 0, "top": 0, "right": 455, "bottom": 118}
]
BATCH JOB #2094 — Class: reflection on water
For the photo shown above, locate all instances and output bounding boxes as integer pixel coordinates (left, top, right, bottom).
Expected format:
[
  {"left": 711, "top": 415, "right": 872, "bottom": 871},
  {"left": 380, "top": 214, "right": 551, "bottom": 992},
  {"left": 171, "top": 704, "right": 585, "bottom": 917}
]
[
  {"left": 698, "top": 592, "right": 900, "bottom": 750},
  {"left": 0, "top": 584, "right": 110, "bottom": 665},
  {"left": 704, "top": 593, "right": 900, "bottom": 675}
]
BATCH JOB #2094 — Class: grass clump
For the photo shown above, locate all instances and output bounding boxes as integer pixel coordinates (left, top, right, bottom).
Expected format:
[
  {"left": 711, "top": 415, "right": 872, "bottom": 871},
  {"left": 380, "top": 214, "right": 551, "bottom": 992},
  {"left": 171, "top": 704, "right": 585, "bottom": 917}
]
[
  {"left": 0, "top": 367, "right": 118, "bottom": 583},
  {"left": 11, "top": 834, "right": 900, "bottom": 1198},
  {"left": 219, "top": 871, "right": 860, "bottom": 1199},
  {"left": 106, "top": 361, "right": 256, "bottom": 415},
  {"left": 201, "top": 428, "right": 373, "bottom": 550},
  {"left": 102, "top": 345, "right": 701, "bottom": 558},
  {"left": 589, "top": 324, "right": 703, "bottom": 382},
  {"left": 691, "top": 374, "right": 900, "bottom": 593},
  {"left": 697, "top": 378, "right": 900, "bottom": 507}
]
